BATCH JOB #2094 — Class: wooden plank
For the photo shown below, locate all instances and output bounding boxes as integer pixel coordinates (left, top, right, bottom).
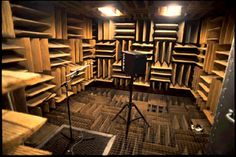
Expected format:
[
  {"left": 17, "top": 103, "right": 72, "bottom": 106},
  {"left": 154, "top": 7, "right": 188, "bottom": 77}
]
[
  {"left": 14, "top": 29, "right": 52, "bottom": 38},
  {"left": 61, "top": 66, "right": 66, "bottom": 93},
  {"left": 7, "top": 145, "right": 52, "bottom": 155},
  {"left": 26, "top": 83, "right": 56, "bottom": 97},
  {"left": 79, "top": 39, "right": 83, "bottom": 62},
  {"left": 69, "top": 39, "right": 76, "bottom": 63},
  {"left": 103, "top": 59, "right": 107, "bottom": 78},
  {"left": 2, "top": 109, "right": 47, "bottom": 154},
  {"left": 2, "top": 1, "right": 15, "bottom": 38},
  {"left": 61, "top": 9, "right": 67, "bottom": 39},
  {"left": 136, "top": 20, "right": 139, "bottom": 41},
  {"left": 177, "top": 64, "right": 184, "bottom": 86},
  {"left": 40, "top": 39, "right": 51, "bottom": 72},
  {"left": 10, "top": 87, "right": 28, "bottom": 113},
  {"left": 154, "top": 41, "right": 159, "bottom": 62},
  {"left": 161, "top": 42, "right": 165, "bottom": 64},
  {"left": 128, "top": 40, "right": 132, "bottom": 51},
  {"left": 149, "top": 21, "right": 154, "bottom": 42},
  {"left": 98, "top": 20, "right": 103, "bottom": 40},
  {"left": 30, "top": 38, "right": 43, "bottom": 72},
  {"left": 143, "top": 21, "right": 147, "bottom": 42},
  {"left": 97, "top": 58, "right": 102, "bottom": 78},
  {"left": 103, "top": 20, "right": 109, "bottom": 40},
  {"left": 184, "top": 65, "right": 191, "bottom": 86},
  {"left": 108, "top": 59, "right": 112, "bottom": 79},
  {"left": 167, "top": 42, "right": 172, "bottom": 64},
  {"left": 55, "top": 8, "right": 62, "bottom": 39},
  {"left": 145, "top": 62, "right": 150, "bottom": 82},
  {"left": 27, "top": 92, "right": 56, "bottom": 107}
]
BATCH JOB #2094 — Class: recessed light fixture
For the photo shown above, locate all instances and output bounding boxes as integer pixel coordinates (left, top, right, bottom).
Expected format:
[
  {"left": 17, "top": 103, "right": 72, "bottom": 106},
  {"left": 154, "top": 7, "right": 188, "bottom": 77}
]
[
  {"left": 98, "top": 6, "right": 122, "bottom": 17},
  {"left": 158, "top": 5, "right": 182, "bottom": 17}
]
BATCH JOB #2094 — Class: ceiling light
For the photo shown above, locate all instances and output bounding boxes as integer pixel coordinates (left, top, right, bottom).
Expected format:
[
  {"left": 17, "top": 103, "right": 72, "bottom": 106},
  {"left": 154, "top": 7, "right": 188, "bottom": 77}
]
[
  {"left": 158, "top": 5, "right": 182, "bottom": 17},
  {"left": 98, "top": 6, "right": 122, "bottom": 17}
]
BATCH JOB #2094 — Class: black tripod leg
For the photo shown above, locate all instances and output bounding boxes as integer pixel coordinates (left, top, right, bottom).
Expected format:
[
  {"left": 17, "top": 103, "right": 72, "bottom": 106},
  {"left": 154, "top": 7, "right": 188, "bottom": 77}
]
[
  {"left": 112, "top": 104, "right": 128, "bottom": 121},
  {"left": 133, "top": 104, "right": 150, "bottom": 127}
]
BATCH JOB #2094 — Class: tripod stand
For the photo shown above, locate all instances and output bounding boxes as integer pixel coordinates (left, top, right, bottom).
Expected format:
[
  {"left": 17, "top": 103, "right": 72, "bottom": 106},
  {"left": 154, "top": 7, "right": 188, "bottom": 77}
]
[
  {"left": 112, "top": 75, "right": 150, "bottom": 139},
  {"left": 43, "top": 70, "right": 94, "bottom": 154}
]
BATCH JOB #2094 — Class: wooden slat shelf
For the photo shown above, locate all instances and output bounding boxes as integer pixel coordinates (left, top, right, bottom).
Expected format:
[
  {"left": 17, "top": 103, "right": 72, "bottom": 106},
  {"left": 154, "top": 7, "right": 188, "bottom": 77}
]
[
  {"left": 197, "top": 90, "right": 208, "bottom": 101},
  {"left": 49, "top": 43, "right": 70, "bottom": 49},
  {"left": 115, "top": 23, "right": 135, "bottom": 27},
  {"left": 96, "top": 42, "right": 115, "bottom": 46},
  {"left": 7, "top": 145, "right": 52, "bottom": 155},
  {"left": 151, "top": 62, "right": 172, "bottom": 70},
  {"left": 27, "top": 74, "right": 54, "bottom": 86},
  {"left": 133, "top": 81, "right": 150, "bottom": 87},
  {"left": 112, "top": 68, "right": 122, "bottom": 72},
  {"left": 13, "top": 16, "right": 50, "bottom": 28},
  {"left": 153, "top": 37, "right": 177, "bottom": 41},
  {"left": 154, "top": 30, "right": 177, "bottom": 35},
  {"left": 26, "top": 83, "right": 56, "bottom": 97},
  {"left": 169, "top": 84, "right": 190, "bottom": 90},
  {"left": 212, "top": 70, "right": 225, "bottom": 78},
  {"left": 199, "top": 82, "right": 210, "bottom": 93},
  {"left": 132, "top": 43, "right": 153, "bottom": 47},
  {"left": 112, "top": 74, "right": 131, "bottom": 79},
  {"left": 83, "top": 79, "right": 95, "bottom": 86},
  {"left": 2, "top": 43, "right": 24, "bottom": 50},
  {"left": 172, "top": 57, "right": 196, "bottom": 64},
  {"left": 203, "top": 109, "right": 214, "bottom": 125},
  {"left": 51, "top": 59, "right": 72, "bottom": 67},
  {"left": 27, "top": 92, "right": 56, "bottom": 107},
  {"left": 96, "top": 49, "right": 115, "bottom": 53},
  {"left": 68, "top": 25, "right": 83, "bottom": 31},
  {"left": 2, "top": 109, "right": 47, "bottom": 154},
  {"left": 155, "top": 23, "right": 178, "bottom": 28},
  {"left": 14, "top": 29, "right": 52, "bottom": 37},
  {"left": 172, "top": 51, "right": 197, "bottom": 56},
  {"left": 133, "top": 50, "right": 153, "bottom": 55},
  {"left": 2, "top": 70, "right": 41, "bottom": 94},
  {"left": 2, "top": 55, "right": 26, "bottom": 64},
  {"left": 174, "top": 44, "right": 197, "bottom": 49},
  {"left": 69, "top": 64, "right": 87, "bottom": 72},
  {"left": 214, "top": 60, "right": 227, "bottom": 66},
  {"left": 68, "top": 34, "right": 83, "bottom": 38},
  {"left": 71, "top": 78, "right": 85, "bottom": 85},
  {"left": 49, "top": 52, "right": 71, "bottom": 59},
  {"left": 95, "top": 54, "right": 115, "bottom": 58},
  {"left": 95, "top": 78, "right": 114, "bottom": 83},
  {"left": 215, "top": 50, "right": 229, "bottom": 55},
  {"left": 82, "top": 43, "right": 93, "bottom": 47},
  {"left": 208, "top": 27, "right": 221, "bottom": 32},
  {"left": 115, "top": 36, "right": 135, "bottom": 39},
  {"left": 200, "top": 75, "right": 214, "bottom": 84},
  {"left": 55, "top": 91, "right": 74, "bottom": 103},
  {"left": 11, "top": 4, "right": 49, "bottom": 18},
  {"left": 150, "top": 76, "right": 170, "bottom": 82},
  {"left": 115, "top": 29, "right": 135, "bottom": 33},
  {"left": 151, "top": 71, "right": 172, "bottom": 76}
]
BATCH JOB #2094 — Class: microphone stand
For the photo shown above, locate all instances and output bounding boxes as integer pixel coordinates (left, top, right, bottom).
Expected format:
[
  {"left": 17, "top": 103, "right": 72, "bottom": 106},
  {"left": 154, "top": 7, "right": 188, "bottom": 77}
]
[{"left": 42, "top": 69, "right": 94, "bottom": 154}]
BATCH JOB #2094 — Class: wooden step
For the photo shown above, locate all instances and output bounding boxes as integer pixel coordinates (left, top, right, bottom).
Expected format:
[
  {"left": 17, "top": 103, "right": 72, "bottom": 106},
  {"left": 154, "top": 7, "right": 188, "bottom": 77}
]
[{"left": 26, "top": 83, "right": 56, "bottom": 97}]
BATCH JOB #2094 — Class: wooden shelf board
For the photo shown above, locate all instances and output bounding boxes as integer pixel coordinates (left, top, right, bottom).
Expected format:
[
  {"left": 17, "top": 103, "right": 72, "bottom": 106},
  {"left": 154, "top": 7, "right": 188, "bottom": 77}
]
[
  {"left": 68, "top": 34, "right": 84, "bottom": 38},
  {"left": 151, "top": 71, "right": 172, "bottom": 76},
  {"left": 7, "top": 145, "right": 52, "bottom": 155},
  {"left": 71, "top": 78, "right": 85, "bottom": 85},
  {"left": 172, "top": 58, "right": 196, "bottom": 64},
  {"left": 26, "top": 83, "right": 56, "bottom": 97},
  {"left": 27, "top": 75, "right": 54, "bottom": 86},
  {"left": 55, "top": 91, "right": 74, "bottom": 103},
  {"left": 214, "top": 60, "right": 227, "bottom": 66},
  {"left": 115, "top": 29, "right": 135, "bottom": 33},
  {"left": 11, "top": 4, "right": 49, "bottom": 17},
  {"left": 197, "top": 90, "right": 208, "bottom": 101},
  {"left": 199, "top": 82, "right": 210, "bottom": 93},
  {"left": 173, "top": 51, "right": 197, "bottom": 57},
  {"left": 197, "top": 54, "right": 205, "bottom": 59},
  {"left": 112, "top": 74, "right": 131, "bottom": 79},
  {"left": 215, "top": 51, "right": 229, "bottom": 55},
  {"left": 212, "top": 70, "right": 225, "bottom": 78},
  {"left": 169, "top": 84, "right": 190, "bottom": 90},
  {"left": 115, "top": 36, "right": 135, "bottom": 39},
  {"left": 150, "top": 77, "right": 170, "bottom": 82},
  {"left": 96, "top": 42, "right": 115, "bottom": 46},
  {"left": 83, "top": 55, "right": 94, "bottom": 59},
  {"left": 13, "top": 16, "right": 50, "bottom": 28},
  {"left": 133, "top": 50, "right": 153, "bottom": 55},
  {"left": 2, "top": 109, "right": 47, "bottom": 154},
  {"left": 2, "top": 56, "right": 26, "bottom": 64},
  {"left": 68, "top": 25, "right": 83, "bottom": 31},
  {"left": 95, "top": 55, "right": 115, "bottom": 58},
  {"left": 133, "top": 81, "right": 150, "bottom": 87},
  {"left": 95, "top": 78, "right": 114, "bottom": 83},
  {"left": 203, "top": 109, "right": 214, "bottom": 125},
  {"left": 83, "top": 79, "right": 95, "bottom": 86},
  {"left": 151, "top": 62, "right": 172, "bottom": 70},
  {"left": 70, "top": 65, "right": 87, "bottom": 72},
  {"left": 155, "top": 23, "right": 178, "bottom": 27},
  {"left": 200, "top": 75, "right": 214, "bottom": 84},
  {"left": 112, "top": 61, "right": 122, "bottom": 66},
  {"left": 112, "top": 68, "right": 122, "bottom": 72},
  {"left": 96, "top": 49, "right": 115, "bottom": 53},
  {"left": 115, "top": 23, "right": 135, "bottom": 26},
  {"left": 48, "top": 43, "right": 70, "bottom": 49},
  {"left": 15, "top": 29, "right": 52, "bottom": 37},
  {"left": 174, "top": 44, "right": 197, "bottom": 49},
  {"left": 49, "top": 53, "right": 71, "bottom": 59},
  {"left": 82, "top": 43, "right": 93, "bottom": 47},
  {"left": 27, "top": 92, "right": 56, "bottom": 107},
  {"left": 196, "top": 62, "right": 204, "bottom": 67},
  {"left": 51, "top": 60, "right": 72, "bottom": 67},
  {"left": 2, "top": 43, "right": 24, "bottom": 50},
  {"left": 132, "top": 43, "right": 153, "bottom": 47},
  {"left": 153, "top": 37, "right": 177, "bottom": 41},
  {"left": 83, "top": 48, "right": 94, "bottom": 52}
]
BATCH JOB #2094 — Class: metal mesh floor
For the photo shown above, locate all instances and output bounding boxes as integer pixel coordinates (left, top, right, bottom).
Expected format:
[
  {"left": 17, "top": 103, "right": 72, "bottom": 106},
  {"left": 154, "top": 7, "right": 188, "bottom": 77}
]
[{"left": 40, "top": 125, "right": 115, "bottom": 155}]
